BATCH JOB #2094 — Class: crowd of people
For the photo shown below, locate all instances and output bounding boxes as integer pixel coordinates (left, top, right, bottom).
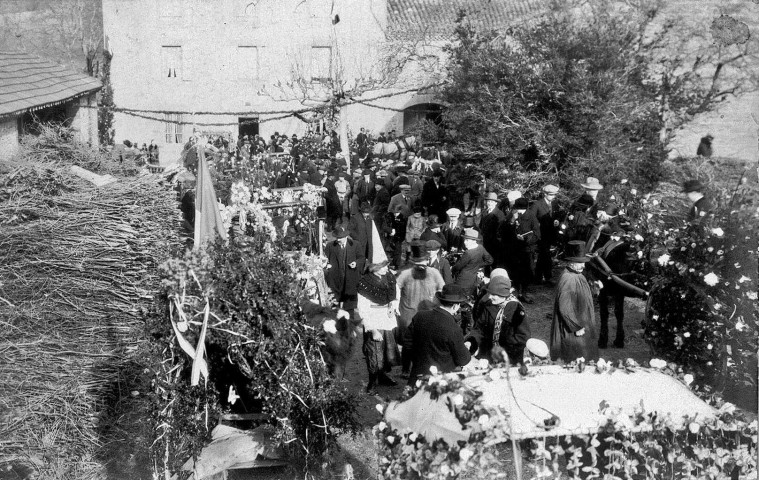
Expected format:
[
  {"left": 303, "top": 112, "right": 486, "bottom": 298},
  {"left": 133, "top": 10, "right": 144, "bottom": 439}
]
[
  {"left": 179, "top": 124, "right": 716, "bottom": 394},
  {"left": 313, "top": 145, "right": 715, "bottom": 392},
  {"left": 113, "top": 139, "right": 160, "bottom": 165}
]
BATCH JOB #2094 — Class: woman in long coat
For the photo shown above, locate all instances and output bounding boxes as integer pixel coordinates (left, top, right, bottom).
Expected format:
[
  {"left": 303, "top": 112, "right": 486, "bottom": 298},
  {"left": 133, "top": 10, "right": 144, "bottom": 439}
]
[{"left": 550, "top": 241, "right": 599, "bottom": 362}]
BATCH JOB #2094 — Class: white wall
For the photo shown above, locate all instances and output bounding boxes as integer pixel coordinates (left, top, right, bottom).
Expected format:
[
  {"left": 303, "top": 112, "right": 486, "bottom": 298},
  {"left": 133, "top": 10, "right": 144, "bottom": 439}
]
[{"left": 0, "top": 117, "right": 20, "bottom": 161}]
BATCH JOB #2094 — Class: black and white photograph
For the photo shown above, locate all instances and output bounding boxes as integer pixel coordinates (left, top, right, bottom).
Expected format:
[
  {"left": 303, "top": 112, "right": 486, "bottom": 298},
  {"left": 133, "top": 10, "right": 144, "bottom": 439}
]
[{"left": 0, "top": 0, "right": 757, "bottom": 479}]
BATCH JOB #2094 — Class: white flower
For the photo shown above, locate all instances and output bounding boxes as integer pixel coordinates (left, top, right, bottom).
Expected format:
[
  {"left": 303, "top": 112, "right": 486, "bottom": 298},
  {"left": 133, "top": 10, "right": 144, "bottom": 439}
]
[
  {"left": 634, "top": 234, "right": 644, "bottom": 242},
  {"left": 637, "top": 251, "right": 643, "bottom": 258},
  {"left": 630, "top": 189, "right": 637, "bottom": 195},
  {"left": 707, "top": 247, "right": 714, "bottom": 252},
  {"left": 735, "top": 319, "right": 748, "bottom": 332},
  {"left": 711, "top": 227, "right": 724, "bottom": 237},
  {"left": 488, "top": 369, "right": 501, "bottom": 381},
  {"left": 610, "top": 195, "right": 616, "bottom": 201},
  {"left": 440, "top": 464, "right": 451, "bottom": 476},
  {"left": 704, "top": 272, "right": 719, "bottom": 287},
  {"left": 577, "top": 357, "right": 585, "bottom": 363},
  {"left": 459, "top": 447, "right": 474, "bottom": 462},
  {"left": 652, "top": 199, "right": 659, "bottom": 206},
  {"left": 738, "top": 275, "right": 751, "bottom": 284},
  {"left": 621, "top": 179, "right": 628, "bottom": 184},
  {"left": 683, "top": 374, "right": 694, "bottom": 385},
  {"left": 323, "top": 320, "right": 337, "bottom": 334},
  {"left": 477, "top": 414, "right": 490, "bottom": 425},
  {"left": 657, "top": 254, "right": 670, "bottom": 266},
  {"left": 683, "top": 332, "right": 691, "bottom": 338},
  {"left": 386, "top": 435, "right": 395, "bottom": 444},
  {"left": 747, "top": 291, "right": 758, "bottom": 300},
  {"left": 377, "top": 421, "right": 387, "bottom": 430},
  {"left": 689, "top": 422, "right": 700, "bottom": 434},
  {"left": 647, "top": 213, "right": 653, "bottom": 219},
  {"left": 707, "top": 344, "right": 713, "bottom": 350},
  {"left": 409, "top": 432, "right": 418, "bottom": 442},
  {"left": 649, "top": 358, "right": 667, "bottom": 369},
  {"left": 452, "top": 394, "right": 464, "bottom": 406},
  {"left": 429, "top": 365, "right": 438, "bottom": 375}
]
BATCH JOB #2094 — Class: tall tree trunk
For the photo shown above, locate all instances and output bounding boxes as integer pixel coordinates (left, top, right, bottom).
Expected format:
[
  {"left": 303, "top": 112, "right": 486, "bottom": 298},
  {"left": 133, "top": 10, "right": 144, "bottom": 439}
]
[{"left": 339, "top": 102, "right": 351, "bottom": 170}]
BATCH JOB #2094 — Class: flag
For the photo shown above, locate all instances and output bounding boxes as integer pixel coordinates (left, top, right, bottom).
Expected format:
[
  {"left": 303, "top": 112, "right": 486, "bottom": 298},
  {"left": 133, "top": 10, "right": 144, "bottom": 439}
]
[{"left": 194, "top": 144, "right": 228, "bottom": 249}]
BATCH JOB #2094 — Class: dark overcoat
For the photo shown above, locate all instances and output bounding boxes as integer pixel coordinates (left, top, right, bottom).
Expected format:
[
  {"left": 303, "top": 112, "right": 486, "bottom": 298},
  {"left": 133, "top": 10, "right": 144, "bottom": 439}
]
[
  {"left": 549, "top": 269, "right": 599, "bottom": 362},
  {"left": 451, "top": 244, "right": 493, "bottom": 295},
  {"left": 324, "top": 238, "right": 365, "bottom": 298},
  {"left": 408, "top": 306, "right": 471, "bottom": 382}
]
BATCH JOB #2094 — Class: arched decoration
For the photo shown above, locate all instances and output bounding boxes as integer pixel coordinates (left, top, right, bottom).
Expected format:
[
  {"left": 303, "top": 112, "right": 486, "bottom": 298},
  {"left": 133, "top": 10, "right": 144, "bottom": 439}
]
[
  {"left": 403, "top": 103, "right": 445, "bottom": 132},
  {"left": 243, "top": 0, "right": 280, "bottom": 24}
]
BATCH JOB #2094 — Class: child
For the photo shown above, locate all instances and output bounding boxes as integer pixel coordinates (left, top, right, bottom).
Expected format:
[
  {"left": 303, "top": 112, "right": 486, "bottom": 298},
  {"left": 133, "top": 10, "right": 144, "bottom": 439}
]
[{"left": 404, "top": 205, "right": 425, "bottom": 265}]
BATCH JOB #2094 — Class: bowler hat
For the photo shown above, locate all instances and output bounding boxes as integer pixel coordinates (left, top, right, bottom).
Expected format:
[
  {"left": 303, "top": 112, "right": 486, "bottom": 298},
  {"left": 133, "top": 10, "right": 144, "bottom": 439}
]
[
  {"left": 426, "top": 214, "right": 442, "bottom": 227},
  {"left": 514, "top": 198, "right": 529, "bottom": 210},
  {"left": 332, "top": 226, "right": 349, "bottom": 239},
  {"left": 362, "top": 168, "right": 372, "bottom": 176},
  {"left": 409, "top": 241, "right": 429, "bottom": 262},
  {"left": 682, "top": 179, "right": 704, "bottom": 193},
  {"left": 483, "top": 192, "right": 499, "bottom": 202},
  {"left": 563, "top": 240, "right": 590, "bottom": 263},
  {"left": 487, "top": 276, "right": 512, "bottom": 297},
  {"left": 581, "top": 177, "right": 604, "bottom": 190},
  {"left": 575, "top": 193, "right": 595, "bottom": 210},
  {"left": 435, "top": 284, "right": 468, "bottom": 304}
]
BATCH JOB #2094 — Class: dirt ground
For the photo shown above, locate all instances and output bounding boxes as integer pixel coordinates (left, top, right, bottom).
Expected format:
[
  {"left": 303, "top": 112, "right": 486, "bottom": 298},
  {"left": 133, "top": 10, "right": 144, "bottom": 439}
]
[{"left": 232, "top": 266, "right": 652, "bottom": 479}]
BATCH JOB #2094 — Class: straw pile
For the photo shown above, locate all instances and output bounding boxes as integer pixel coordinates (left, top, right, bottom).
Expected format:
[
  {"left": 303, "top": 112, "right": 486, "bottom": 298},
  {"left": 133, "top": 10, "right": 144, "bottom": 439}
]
[{"left": 0, "top": 146, "right": 182, "bottom": 478}]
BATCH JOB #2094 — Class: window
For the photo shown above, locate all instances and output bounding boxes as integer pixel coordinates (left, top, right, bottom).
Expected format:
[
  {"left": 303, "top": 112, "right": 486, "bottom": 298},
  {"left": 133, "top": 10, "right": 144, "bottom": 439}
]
[
  {"left": 160, "top": 0, "right": 182, "bottom": 17},
  {"left": 237, "top": 46, "right": 259, "bottom": 80},
  {"left": 310, "top": 46, "right": 331, "bottom": 82},
  {"left": 164, "top": 114, "right": 183, "bottom": 144},
  {"left": 160, "top": 46, "right": 182, "bottom": 79}
]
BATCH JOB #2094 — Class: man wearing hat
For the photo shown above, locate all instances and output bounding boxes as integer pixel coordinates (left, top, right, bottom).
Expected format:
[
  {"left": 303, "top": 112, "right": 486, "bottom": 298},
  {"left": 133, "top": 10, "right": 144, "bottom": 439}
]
[
  {"left": 335, "top": 171, "right": 352, "bottom": 220},
  {"left": 683, "top": 179, "right": 714, "bottom": 226},
  {"left": 324, "top": 226, "right": 366, "bottom": 314},
  {"left": 395, "top": 241, "right": 446, "bottom": 376},
  {"left": 566, "top": 177, "right": 604, "bottom": 245},
  {"left": 426, "top": 239, "right": 453, "bottom": 285},
  {"left": 353, "top": 168, "right": 376, "bottom": 206},
  {"left": 387, "top": 184, "right": 415, "bottom": 268},
  {"left": 419, "top": 214, "right": 448, "bottom": 251},
  {"left": 442, "top": 208, "right": 464, "bottom": 251},
  {"left": 452, "top": 228, "right": 494, "bottom": 296},
  {"left": 319, "top": 167, "right": 341, "bottom": 229},
  {"left": 549, "top": 240, "right": 599, "bottom": 363},
  {"left": 502, "top": 197, "right": 541, "bottom": 303},
  {"left": 480, "top": 192, "right": 507, "bottom": 269},
  {"left": 349, "top": 201, "right": 375, "bottom": 261},
  {"left": 529, "top": 184, "right": 562, "bottom": 285},
  {"left": 407, "top": 284, "right": 472, "bottom": 384},
  {"left": 421, "top": 169, "right": 449, "bottom": 218},
  {"left": 464, "top": 276, "right": 530, "bottom": 365},
  {"left": 372, "top": 173, "right": 392, "bottom": 240}
]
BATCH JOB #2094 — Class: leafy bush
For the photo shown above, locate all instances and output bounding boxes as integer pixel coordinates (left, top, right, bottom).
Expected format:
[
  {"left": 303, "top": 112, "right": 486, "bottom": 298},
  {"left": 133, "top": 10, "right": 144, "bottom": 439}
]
[{"left": 146, "top": 240, "right": 360, "bottom": 477}]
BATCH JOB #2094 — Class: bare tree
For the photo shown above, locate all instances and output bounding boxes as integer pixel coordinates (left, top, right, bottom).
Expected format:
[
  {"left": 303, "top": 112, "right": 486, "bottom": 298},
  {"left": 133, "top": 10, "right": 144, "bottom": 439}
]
[{"left": 263, "top": 9, "right": 443, "bottom": 168}]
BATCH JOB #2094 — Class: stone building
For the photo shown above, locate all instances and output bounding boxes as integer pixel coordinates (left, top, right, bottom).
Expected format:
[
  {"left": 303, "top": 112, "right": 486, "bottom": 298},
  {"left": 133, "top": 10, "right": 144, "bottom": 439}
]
[
  {"left": 101, "top": 0, "right": 541, "bottom": 162},
  {"left": 0, "top": 51, "right": 101, "bottom": 161}
]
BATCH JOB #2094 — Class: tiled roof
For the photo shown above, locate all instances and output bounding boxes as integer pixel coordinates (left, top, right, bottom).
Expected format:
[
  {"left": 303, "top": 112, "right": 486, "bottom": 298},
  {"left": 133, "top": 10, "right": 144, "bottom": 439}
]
[
  {"left": 388, "top": 0, "right": 546, "bottom": 40},
  {"left": 0, "top": 51, "right": 101, "bottom": 118}
]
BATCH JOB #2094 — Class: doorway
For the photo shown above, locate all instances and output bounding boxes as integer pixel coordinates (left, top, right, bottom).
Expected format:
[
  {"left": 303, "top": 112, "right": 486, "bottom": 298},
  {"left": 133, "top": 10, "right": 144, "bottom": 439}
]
[{"left": 238, "top": 117, "right": 259, "bottom": 138}]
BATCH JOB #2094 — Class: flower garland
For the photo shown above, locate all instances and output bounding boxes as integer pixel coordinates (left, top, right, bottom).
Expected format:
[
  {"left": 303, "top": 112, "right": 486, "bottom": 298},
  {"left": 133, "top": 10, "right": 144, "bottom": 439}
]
[{"left": 374, "top": 359, "right": 758, "bottom": 480}]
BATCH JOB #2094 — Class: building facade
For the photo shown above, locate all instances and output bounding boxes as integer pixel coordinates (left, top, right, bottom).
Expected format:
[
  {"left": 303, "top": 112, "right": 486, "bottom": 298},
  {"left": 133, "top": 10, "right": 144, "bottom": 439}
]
[{"left": 0, "top": 51, "right": 101, "bottom": 161}]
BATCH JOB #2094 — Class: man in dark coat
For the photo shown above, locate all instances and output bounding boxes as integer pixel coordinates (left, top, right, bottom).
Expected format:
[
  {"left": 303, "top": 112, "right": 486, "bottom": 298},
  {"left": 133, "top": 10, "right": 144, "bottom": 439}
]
[
  {"left": 452, "top": 228, "right": 494, "bottom": 296},
  {"left": 408, "top": 285, "right": 472, "bottom": 384},
  {"left": 464, "top": 276, "right": 529, "bottom": 365},
  {"left": 549, "top": 241, "right": 599, "bottom": 363},
  {"left": 319, "top": 166, "right": 342, "bottom": 229},
  {"left": 420, "top": 170, "right": 449, "bottom": 217},
  {"left": 528, "top": 184, "right": 561, "bottom": 284},
  {"left": 353, "top": 169, "right": 376, "bottom": 205},
  {"left": 324, "top": 227, "right": 366, "bottom": 312},
  {"left": 480, "top": 192, "right": 507, "bottom": 269},
  {"left": 419, "top": 214, "right": 448, "bottom": 252},
  {"left": 372, "top": 175, "right": 392, "bottom": 240},
  {"left": 348, "top": 201, "right": 374, "bottom": 262},
  {"left": 502, "top": 198, "right": 541, "bottom": 303}
]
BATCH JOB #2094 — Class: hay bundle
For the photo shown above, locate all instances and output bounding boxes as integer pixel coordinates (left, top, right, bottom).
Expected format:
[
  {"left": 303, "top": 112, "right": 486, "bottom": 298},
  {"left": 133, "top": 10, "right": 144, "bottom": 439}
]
[{"left": 0, "top": 154, "right": 182, "bottom": 479}]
